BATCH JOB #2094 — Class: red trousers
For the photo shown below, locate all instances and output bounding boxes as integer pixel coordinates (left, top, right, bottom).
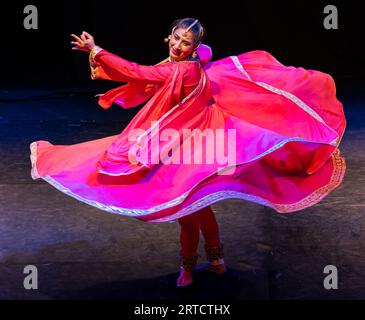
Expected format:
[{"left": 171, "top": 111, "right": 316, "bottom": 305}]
[{"left": 178, "top": 206, "right": 221, "bottom": 257}]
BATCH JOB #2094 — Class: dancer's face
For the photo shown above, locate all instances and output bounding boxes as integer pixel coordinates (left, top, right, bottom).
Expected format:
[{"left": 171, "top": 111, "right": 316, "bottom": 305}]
[{"left": 169, "top": 28, "right": 195, "bottom": 61}]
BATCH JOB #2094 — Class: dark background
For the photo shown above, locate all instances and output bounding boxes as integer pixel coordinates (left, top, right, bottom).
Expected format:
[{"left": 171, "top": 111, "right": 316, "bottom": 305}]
[
  {"left": 1, "top": 0, "right": 364, "bottom": 86},
  {"left": 1, "top": 1, "right": 365, "bottom": 301}
]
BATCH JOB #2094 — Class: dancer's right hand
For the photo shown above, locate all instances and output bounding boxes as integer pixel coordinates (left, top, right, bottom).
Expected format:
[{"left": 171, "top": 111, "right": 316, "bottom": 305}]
[{"left": 70, "top": 31, "right": 96, "bottom": 52}]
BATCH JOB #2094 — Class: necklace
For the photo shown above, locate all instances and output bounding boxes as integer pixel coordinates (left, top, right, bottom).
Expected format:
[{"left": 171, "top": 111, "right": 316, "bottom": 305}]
[{"left": 169, "top": 56, "right": 199, "bottom": 62}]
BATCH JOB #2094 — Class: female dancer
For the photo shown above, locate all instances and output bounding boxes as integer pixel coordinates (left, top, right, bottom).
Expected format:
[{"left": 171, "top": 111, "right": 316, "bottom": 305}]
[{"left": 31, "top": 18, "right": 346, "bottom": 287}]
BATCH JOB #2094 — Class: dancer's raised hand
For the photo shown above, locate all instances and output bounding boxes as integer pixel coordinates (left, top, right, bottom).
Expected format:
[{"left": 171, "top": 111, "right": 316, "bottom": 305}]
[{"left": 71, "top": 31, "right": 96, "bottom": 52}]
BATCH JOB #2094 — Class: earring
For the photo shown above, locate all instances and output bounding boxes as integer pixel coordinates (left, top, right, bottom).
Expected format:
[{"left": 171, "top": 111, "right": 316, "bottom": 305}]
[
  {"left": 164, "top": 35, "right": 171, "bottom": 43},
  {"left": 192, "top": 50, "right": 198, "bottom": 58}
]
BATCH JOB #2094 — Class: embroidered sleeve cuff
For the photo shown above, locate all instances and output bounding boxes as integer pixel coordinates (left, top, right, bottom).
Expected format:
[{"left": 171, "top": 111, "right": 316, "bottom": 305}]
[{"left": 89, "top": 46, "right": 103, "bottom": 80}]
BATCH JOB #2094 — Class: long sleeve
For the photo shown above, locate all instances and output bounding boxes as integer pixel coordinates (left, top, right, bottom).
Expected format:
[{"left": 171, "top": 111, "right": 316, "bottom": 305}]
[{"left": 89, "top": 47, "right": 175, "bottom": 84}]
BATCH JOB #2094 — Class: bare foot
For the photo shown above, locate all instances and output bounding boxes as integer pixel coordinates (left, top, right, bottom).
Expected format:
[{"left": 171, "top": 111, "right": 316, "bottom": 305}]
[
  {"left": 198, "top": 262, "right": 227, "bottom": 274},
  {"left": 176, "top": 268, "right": 193, "bottom": 287}
]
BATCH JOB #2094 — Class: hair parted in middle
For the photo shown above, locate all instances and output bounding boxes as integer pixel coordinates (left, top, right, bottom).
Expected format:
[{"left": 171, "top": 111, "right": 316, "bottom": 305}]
[{"left": 168, "top": 18, "right": 206, "bottom": 48}]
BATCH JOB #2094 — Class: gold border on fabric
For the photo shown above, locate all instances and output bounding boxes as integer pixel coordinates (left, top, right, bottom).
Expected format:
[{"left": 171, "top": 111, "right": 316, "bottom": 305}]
[{"left": 89, "top": 46, "right": 103, "bottom": 80}]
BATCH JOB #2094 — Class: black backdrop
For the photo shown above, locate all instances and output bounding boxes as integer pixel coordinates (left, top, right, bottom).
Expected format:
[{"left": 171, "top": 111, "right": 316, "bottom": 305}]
[{"left": 1, "top": 0, "right": 364, "bottom": 85}]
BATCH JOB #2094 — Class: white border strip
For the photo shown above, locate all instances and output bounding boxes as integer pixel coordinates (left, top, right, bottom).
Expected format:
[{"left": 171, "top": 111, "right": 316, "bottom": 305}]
[{"left": 229, "top": 55, "right": 339, "bottom": 142}]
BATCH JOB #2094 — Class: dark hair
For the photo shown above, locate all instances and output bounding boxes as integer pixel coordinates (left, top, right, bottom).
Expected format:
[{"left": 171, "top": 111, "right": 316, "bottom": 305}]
[{"left": 171, "top": 18, "right": 206, "bottom": 47}]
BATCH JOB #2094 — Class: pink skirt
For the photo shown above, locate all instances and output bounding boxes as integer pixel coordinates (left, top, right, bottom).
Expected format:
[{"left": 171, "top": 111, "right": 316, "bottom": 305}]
[{"left": 30, "top": 50, "right": 346, "bottom": 222}]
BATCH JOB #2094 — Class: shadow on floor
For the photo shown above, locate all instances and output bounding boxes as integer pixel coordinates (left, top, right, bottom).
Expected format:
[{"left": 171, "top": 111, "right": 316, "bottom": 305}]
[{"left": 52, "top": 268, "right": 267, "bottom": 300}]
